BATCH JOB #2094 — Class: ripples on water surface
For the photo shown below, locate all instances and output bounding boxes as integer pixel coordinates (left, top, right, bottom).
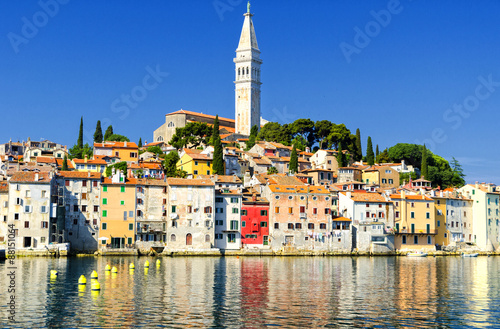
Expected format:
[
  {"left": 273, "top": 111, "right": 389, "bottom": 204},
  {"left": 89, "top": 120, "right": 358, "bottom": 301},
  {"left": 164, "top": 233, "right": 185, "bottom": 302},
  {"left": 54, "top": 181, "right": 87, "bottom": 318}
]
[{"left": 1, "top": 256, "right": 500, "bottom": 328}]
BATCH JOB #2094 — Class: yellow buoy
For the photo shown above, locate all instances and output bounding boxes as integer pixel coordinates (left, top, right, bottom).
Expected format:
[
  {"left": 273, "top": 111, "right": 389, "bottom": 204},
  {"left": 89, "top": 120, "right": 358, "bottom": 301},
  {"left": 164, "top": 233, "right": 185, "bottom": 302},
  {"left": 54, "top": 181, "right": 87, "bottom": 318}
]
[
  {"left": 90, "top": 270, "right": 98, "bottom": 279},
  {"left": 91, "top": 280, "right": 101, "bottom": 291},
  {"left": 78, "top": 285, "right": 86, "bottom": 294},
  {"left": 129, "top": 263, "right": 135, "bottom": 270},
  {"left": 144, "top": 268, "right": 149, "bottom": 275},
  {"left": 105, "top": 264, "right": 111, "bottom": 271},
  {"left": 144, "top": 260, "right": 150, "bottom": 268},
  {"left": 78, "top": 275, "right": 87, "bottom": 285},
  {"left": 50, "top": 270, "right": 58, "bottom": 276},
  {"left": 156, "top": 259, "right": 161, "bottom": 266},
  {"left": 111, "top": 266, "right": 118, "bottom": 273}
]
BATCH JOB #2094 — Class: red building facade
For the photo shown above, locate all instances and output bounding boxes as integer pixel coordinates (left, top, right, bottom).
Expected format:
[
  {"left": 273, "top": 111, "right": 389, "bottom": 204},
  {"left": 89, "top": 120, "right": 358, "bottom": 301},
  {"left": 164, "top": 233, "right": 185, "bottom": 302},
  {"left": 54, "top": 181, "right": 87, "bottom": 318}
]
[{"left": 241, "top": 196, "right": 270, "bottom": 247}]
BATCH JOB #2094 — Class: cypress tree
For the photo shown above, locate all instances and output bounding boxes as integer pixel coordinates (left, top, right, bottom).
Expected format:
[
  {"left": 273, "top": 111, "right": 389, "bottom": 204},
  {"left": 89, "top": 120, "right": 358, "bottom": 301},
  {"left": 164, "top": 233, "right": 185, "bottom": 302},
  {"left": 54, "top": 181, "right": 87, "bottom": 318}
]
[
  {"left": 62, "top": 155, "right": 68, "bottom": 171},
  {"left": 212, "top": 119, "right": 224, "bottom": 175},
  {"left": 355, "top": 128, "right": 362, "bottom": 161},
  {"left": 366, "top": 136, "right": 375, "bottom": 165},
  {"left": 93, "top": 120, "right": 103, "bottom": 143},
  {"left": 210, "top": 115, "right": 220, "bottom": 146},
  {"left": 337, "top": 142, "right": 346, "bottom": 168},
  {"left": 245, "top": 125, "right": 259, "bottom": 150},
  {"left": 77, "top": 117, "right": 84, "bottom": 149},
  {"left": 104, "top": 125, "right": 113, "bottom": 141},
  {"left": 289, "top": 143, "right": 298, "bottom": 174},
  {"left": 376, "top": 144, "right": 380, "bottom": 163},
  {"left": 421, "top": 144, "right": 428, "bottom": 179},
  {"left": 138, "top": 138, "right": 143, "bottom": 148}
]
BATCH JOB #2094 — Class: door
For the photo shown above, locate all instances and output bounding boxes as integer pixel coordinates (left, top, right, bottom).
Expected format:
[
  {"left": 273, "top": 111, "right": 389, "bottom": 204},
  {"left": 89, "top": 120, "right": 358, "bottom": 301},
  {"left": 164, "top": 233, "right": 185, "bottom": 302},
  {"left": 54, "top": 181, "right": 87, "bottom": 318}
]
[
  {"left": 24, "top": 237, "right": 31, "bottom": 248},
  {"left": 186, "top": 233, "right": 192, "bottom": 246}
]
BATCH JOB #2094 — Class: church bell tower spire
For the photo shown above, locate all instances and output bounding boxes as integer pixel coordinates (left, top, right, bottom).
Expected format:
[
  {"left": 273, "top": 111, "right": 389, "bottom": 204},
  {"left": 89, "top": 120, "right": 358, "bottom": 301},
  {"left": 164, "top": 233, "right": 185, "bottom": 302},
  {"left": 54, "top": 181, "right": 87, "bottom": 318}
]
[{"left": 234, "top": 1, "right": 262, "bottom": 136}]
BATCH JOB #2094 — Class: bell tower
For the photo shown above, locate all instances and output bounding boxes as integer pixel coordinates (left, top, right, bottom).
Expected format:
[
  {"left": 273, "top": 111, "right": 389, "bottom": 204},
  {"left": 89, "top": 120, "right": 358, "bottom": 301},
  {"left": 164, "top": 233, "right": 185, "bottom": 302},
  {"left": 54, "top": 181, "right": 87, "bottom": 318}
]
[{"left": 234, "top": 1, "right": 262, "bottom": 136}]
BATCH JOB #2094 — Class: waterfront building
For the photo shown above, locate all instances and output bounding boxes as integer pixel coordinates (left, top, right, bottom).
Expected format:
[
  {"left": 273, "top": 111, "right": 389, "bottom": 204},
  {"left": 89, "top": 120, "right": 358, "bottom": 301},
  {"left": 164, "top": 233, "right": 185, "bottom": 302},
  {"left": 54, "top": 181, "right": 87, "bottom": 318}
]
[
  {"left": 135, "top": 179, "right": 168, "bottom": 251},
  {"left": 432, "top": 191, "right": 473, "bottom": 247},
  {"left": 93, "top": 141, "right": 139, "bottom": 163},
  {"left": 459, "top": 183, "right": 500, "bottom": 251},
  {"left": 56, "top": 171, "right": 102, "bottom": 252},
  {"left": 391, "top": 192, "right": 436, "bottom": 251},
  {"left": 0, "top": 181, "right": 9, "bottom": 243},
  {"left": 223, "top": 148, "right": 242, "bottom": 176},
  {"left": 166, "top": 178, "right": 215, "bottom": 250},
  {"left": 7, "top": 172, "right": 56, "bottom": 249},
  {"left": 177, "top": 148, "right": 213, "bottom": 178},
  {"left": 241, "top": 194, "right": 269, "bottom": 248},
  {"left": 99, "top": 170, "right": 137, "bottom": 249},
  {"left": 265, "top": 185, "right": 332, "bottom": 251},
  {"left": 338, "top": 191, "right": 395, "bottom": 253},
  {"left": 214, "top": 189, "right": 242, "bottom": 250},
  {"left": 330, "top": 216, "right": 353, "bottom": 251}
]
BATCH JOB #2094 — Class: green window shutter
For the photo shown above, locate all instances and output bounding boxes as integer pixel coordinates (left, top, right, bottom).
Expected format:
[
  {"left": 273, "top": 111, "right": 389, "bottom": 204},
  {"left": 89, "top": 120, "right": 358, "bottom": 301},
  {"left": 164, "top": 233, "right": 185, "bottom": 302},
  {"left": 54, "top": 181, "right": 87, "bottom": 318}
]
[
  {"left": 102, "top": 210, "right": 107, "bottom": 217},
  {"left": 103, "top": 186, "right": 108, "bottom": 192},
  {"left": 103, "top": 198, "right": 107, "bottom": 205},
  {"left": 129, "top": 223, "right": 133, "bottom": 230},
  {"left": 102, "top": 222, "right": 107, "bottom": 230},
  {"left": 121, "top": 186, "right": 125, "bottom": 193}
]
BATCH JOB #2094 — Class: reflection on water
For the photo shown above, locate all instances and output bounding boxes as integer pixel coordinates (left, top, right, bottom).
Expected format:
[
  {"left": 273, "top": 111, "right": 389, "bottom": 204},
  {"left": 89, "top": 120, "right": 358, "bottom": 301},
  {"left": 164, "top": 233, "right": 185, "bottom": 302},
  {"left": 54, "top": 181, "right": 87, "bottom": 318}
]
[{"left": 1, "top": 256, "right": 500, "bottom": 328}]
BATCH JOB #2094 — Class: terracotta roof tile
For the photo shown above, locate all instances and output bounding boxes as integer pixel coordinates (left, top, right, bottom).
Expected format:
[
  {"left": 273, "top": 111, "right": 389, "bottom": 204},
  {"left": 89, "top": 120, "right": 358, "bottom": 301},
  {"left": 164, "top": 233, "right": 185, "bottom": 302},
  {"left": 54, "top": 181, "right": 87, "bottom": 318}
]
[
  {"left": 390, "top": 194, "right": 433, "bottom": 201},
  {"left": 168, "top": 109, "right": 235, "bottom": 123},
  {"left": 93, "top": 141, "right": 138, "bottom": 149},
  {"left": 0, "top": 181, "right": 8, "bottom": 192},
  {"left": 167, "top": 178, "right": 214, "bottom": 186},
  {"left": 342, "top": 192, "right": 388, "bottom": 203},
  {"left": 57, "top": 171, "right": 101, "bottom": 179},
  {"left": 10, "top": 172, "right": 51, "bottom": 183}
]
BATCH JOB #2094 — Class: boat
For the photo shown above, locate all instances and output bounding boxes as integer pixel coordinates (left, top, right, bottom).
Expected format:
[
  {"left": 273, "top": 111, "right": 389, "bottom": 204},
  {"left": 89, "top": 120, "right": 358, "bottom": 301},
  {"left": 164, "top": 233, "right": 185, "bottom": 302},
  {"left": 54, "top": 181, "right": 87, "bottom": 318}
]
[
  {"left": 407, "top": 251, "right": 428, "bottom": 257},
  {"left": 462, "top": 253, "right": 479, "bottom": 257}
]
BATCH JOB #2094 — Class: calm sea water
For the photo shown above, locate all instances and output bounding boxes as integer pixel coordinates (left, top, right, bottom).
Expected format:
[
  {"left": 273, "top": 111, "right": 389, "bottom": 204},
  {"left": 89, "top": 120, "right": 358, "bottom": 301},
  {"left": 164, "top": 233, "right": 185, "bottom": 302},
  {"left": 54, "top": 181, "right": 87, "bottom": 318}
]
[{"left": 1, "top": 256, "right": 500, "bottom": 328}]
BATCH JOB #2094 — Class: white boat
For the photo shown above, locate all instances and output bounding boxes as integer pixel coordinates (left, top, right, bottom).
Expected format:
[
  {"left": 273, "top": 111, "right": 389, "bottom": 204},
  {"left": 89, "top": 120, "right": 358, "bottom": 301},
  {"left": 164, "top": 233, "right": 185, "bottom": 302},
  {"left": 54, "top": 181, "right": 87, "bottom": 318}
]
[
  {"left": 462, "top": 253, "right": 479, "bottom": 257},
  {"left": 407, "top": 252, "right": 428, "bottom": 257}
]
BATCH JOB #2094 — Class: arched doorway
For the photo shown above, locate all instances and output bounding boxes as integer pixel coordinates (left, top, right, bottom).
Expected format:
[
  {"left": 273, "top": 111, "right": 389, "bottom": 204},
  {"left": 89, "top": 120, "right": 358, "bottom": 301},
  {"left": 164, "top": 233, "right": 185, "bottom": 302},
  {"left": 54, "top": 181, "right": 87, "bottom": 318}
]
[{"left": 186, "top": 233, "right": 192, "bottom": 246}]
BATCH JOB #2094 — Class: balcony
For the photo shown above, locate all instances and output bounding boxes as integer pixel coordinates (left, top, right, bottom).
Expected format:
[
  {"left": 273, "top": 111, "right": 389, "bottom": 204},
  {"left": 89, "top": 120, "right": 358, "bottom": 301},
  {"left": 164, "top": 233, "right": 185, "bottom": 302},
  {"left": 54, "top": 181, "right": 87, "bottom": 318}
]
[
  {"left": 397, "top": 229, "right": 438, "bottom": 235},
  {"left": 299, "top": 212, "right": 307, "bottom": 219}
]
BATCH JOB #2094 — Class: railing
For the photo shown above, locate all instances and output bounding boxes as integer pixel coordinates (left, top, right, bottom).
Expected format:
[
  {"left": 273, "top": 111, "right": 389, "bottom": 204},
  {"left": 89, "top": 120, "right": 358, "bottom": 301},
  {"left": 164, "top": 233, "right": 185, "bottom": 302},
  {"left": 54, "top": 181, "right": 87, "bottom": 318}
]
[{"left": 398, "top": 229, "right": 438, "bottom": 234}]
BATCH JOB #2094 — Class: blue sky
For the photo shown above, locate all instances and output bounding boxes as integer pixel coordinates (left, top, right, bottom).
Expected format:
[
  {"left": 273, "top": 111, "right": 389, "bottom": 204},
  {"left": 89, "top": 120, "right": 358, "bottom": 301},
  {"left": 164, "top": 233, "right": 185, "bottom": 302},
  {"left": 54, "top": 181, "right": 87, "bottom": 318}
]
[{"left": 1, "top": 0, "right": 499, "bottom": 184}]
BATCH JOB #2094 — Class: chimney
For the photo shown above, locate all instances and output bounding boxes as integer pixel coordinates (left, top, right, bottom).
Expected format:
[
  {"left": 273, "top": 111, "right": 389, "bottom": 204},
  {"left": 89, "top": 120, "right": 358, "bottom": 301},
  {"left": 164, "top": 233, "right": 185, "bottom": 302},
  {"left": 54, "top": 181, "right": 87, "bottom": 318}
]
[
  {"left": 34, "top": 173, "right": 39, "bottom": 181},
  {"left": 475, "top": 181, "right": 479, "bottom": 188},
  {"left": 401, "top": 190, "right": 406, "bottom": 199},
  {"left": 252, "top": 194, "right": 257, "bottom": 202},
  {"left": 305, "top": 147, "right": 310, "bottom": 153},
  {"left": 88, "top": 171, "right": 91, "bottom": 178},
  {"left": 127, "top": 168, "right": 133, "bottom": 179},
  {"left": 346, "top": 191, "right": 351, "bottom": 199},
  {"left": 84, "top": 155, "right": 88, "bottom": 163},
  {"left": 124, "top": 141, "right": 127, "bottom": 147},
  {"left": 488, "top": 184, "right": 493, "bottom": 193}
]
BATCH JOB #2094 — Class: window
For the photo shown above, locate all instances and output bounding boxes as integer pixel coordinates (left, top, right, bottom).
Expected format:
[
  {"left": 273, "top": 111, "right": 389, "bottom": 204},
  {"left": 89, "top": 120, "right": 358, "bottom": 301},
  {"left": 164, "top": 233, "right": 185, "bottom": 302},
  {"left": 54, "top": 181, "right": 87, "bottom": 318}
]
[
  {"left": 231, "top": 197, "right": 238, "bottom": 203},
  {"left": 228, "top": 234, "right": 236, "bottom": 243},
  {"left": 295, "top": 223, "right": 302, "bottom": 229},
  {"left": 411, "top": 203, "right": 415, "bottom": 208},
  {"left": 320, "top": 223, "right": 327, "bottom": 229},
  {"left": 15, "top": 198, "right": 22, "bottom": 206},
  {"left": 120, "top": 186, "right": 125, "bottom": 193},
  {"left": 230, "top": 220, "right": 239, "bottom": 230},
  {"left": 129, "top": 223, "right": 133, "bottom": 230},
  {"left": 215, "top": 234, "right": 223, "bottom": 240},
  {"left": 275, "top": 207, "right": 280, "bottom": 214},
  {"left": 102, "top": 210, "right": 107, "bottom": 217},
  {"left": 389, "top": 179, "right": 393, "bottom": 184},
  {"left": 411, "top": 212, "right": 415, "bottom": 219},
  {"left": 129, "top": 211, "right": 133, "bottom": 218},
  {"left": 414, "top": 236, "right": 419, "bottom": 244},
  {"left": 241, "top": 210, "right": 247, "bottom": 216},
  {"left": 275, "top": 195, "right": 280, "bottom": 200},
  {"left": 172, "top": 220, "right": 177, "bottom": 228},
  {"left": 215, "top": 197, "right": 223, "bottom": 203},
  {"left": 288, "top": 223, "right": 294, "bottom": 229},
  {"left": 103, "top": 186, "right": 107, "bottom": 192},
  {"left": 82, "top": 180, "right": 87, "bottom": 187},
  {"left": 24, "top": 221, "right": 30, "bottom": 228},
  {"left": 308, "top": 223, "right": 314, "bottom": 229},
  {"left": 300, "top": 206, "right": 306, "bottom": 213},
  {"left": 402, "top": 235, "right": 407, "bottom": 244},
  {"left": 194, "top": 170, "right": 198, "bottom": 175},
  {"left": 205, "top": 234, "right": 210, "bottom": 242},
  {"left": 313, "top": 208, "right": 318, "bottom": 215},
  {"left": 232, "top": 208, "right": 239, "bottom": 214},
  {"left": 93, "top": 181, "right": 98, "bottom": 187},
  {"left": 102, "top": 222, "right": 107, "bottom": 230},
  {"left": 41, "top": 206, "right": 47, "bottom": 213},
  {"left": 426, "top": 203, "right": 430, "bottom": 208},
  {"left": 437, "top": 220, "right": 440, "bottom": 227},
  {"left": 120, "top": 200, "right": 125, "bottom": 205},
  {"left": 288, "top": 196, "right": 293, "bottom": 200},
  {"left": 103, "top": 198, "right": 107, "bottom": 205},
  {"left": 171, "top": 205, "right": 177, "bottom": 213},
  {"left": 274, "top": 223, "right": 279, "bottom": 229},
  {"left": 427, "top": 236, "right": 432, "bottom": 244},
  {"left": 41, "top": 221, "right": 48, "bottom": 228},
  {"left": 242, "top": 221, "right": 246, "bottom": 227},
  {"left": 216, "top": 208, "right": 223, "bottom": 214},
  {"left": 14, "top": 213, "right": 19, "bottom": 220},
  {"left": 288, "top": 207, "right": 293, "bottom": 214},
  {"left": 366, "top": 212, "right": 370, "bottom": 218},
  {"left": 65, "top": 180, "right": 70, "bottom": 187},
  {"left": 395, "top": 202, "right": 399, "bottom": 207},
  {"left": 426, "top": 212, "right": 430, "bottom": 219},
  {"left": 81, "top": 205, "right": 87, "bottom": 212},
  {"left": 24, "top": 205, "right": 32, "bottom": 213},
  {"left": 366, "top": 203, "right": 369, "bottom": 208},
  {"left": 411, "top": 223, "right": 415, "bottom": 233},
  {"left": 204, "top": 206, "right": 212, "bottom": 214},
  {"left": 395, "top": 211, "right": 400, "bottom": 218},
  {"left": 260, "top": 221, "right": 268, "bottom": 227},
  {"left": 127, "top": 237, "right": 133, "bottom": 245}
]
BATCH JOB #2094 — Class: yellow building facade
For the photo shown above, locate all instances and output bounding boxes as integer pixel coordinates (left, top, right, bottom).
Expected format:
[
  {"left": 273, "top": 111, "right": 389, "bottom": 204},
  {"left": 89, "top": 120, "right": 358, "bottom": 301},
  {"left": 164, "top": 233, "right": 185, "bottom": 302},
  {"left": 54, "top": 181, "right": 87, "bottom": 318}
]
[
  {"left": 391, "top": 192, "right": 436, "bottom": 251},
  {"left": 99, "top": 173, "right": 137, "bottom": 249},
  {"left": 177, "top": 150, "right": 213, "bottom": 178}
]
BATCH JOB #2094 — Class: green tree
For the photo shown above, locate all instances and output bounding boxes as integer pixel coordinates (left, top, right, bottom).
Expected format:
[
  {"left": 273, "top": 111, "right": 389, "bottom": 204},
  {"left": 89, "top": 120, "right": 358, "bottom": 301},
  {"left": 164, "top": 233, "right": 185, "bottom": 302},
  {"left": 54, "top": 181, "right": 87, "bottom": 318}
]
[
  {"left": 355, "top": 128, "right": 362, "bottom": 161},
  {"left": 62, "top": 155, "right": 68, "bottom": 171},
  {"left": 366, "top": 136, "right": 375, "bottom": 165},
  {"left": 378, "top": 148, "right": 390, "bottom": 163},
  {"left": 387, "top": 143, "right": 423, "bottom": 168},
  {"left": 169, "top": 122, "right": 212, "bottom": 149},
  {"left": 400, "top": 172, "right": 418, "bottom": 185},
  {"left": 315, "top": 120, "right": 333, "bottom": 150},
  {"left": 291, "top": 135, "right": 307, "bottom": 151},
  {"left": 245, "top": 125, "right": 259, "bottom": 151},
  {"left": 289, "top": 143, "right": 298, "bottom": 174},
  {"left": 212, "top": 125, "right": 225, "bottom": 175},
  {"left": 78, "top": 117, "right": 83, "bottom": 149},
  {"left": 257, "top": 122, "right": 292, "bottom": 145},
  {"left": 105, "top": 161, "right": 127, "bottom": 177},
  {"left": 94, "top": 120, "right": 103, "bottom": 143},
  {"left": 138, "top": 137, "right": 142, "bottom": 148},
  {"left": 326, "top": 123, "right": 351, "bottom": 150},
  {"left": 146, "top": 145, "right": 163, "bottom": 155},
  {"left": 163, "top": 151, "right": 181, "bottom": 177},
  {"left": 336, "top": 142, "right": 347, "bottom": 167},
  {"left": 450, "top": 157, "right": 466, "bottom": 187},
  {"left": 103, "top": 125, "right": 113, "bottom": 141},
  {"left": 421, "top": 144, "right": 428, "bottom": 179},
  {"left": 210, "top": 115, "right": 220, "bottom": 146},
  {"left": 375, "top": 144, "right": 380, "bottom": 163},
  {"left": 290, "top": 118, "right": 316, "bottom": 148},
  {"left": 267, "top": 166, "right": 278, "bottom": 174},
  {"left": 105, "top": 134, "right": 130, "bottom": 142}
]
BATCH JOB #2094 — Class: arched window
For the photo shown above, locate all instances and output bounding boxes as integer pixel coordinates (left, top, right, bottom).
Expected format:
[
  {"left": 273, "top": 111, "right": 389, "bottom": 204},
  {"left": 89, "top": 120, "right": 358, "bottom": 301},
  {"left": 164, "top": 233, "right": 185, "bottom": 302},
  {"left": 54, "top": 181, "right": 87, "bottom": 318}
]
[
  {"left": 238, "top": 68, "right": 240, "bottom": 76},
  {"left": 205, "top": 234, "right": 210, "bottom": 242},
  {"left": 168, "top": 121, "right": 175, "bottom": 128},
  {"left": 186, "top": 233, "right": 192, "bottom": 245},
  {"left": 246, "top": 67, "right": 249, "bottom": 75},
  {"left": 156, "top": 136, "right": 164, "bottom": 142},
  {"left": 170, "top": 234, "right": 176, "bottom": 242}
]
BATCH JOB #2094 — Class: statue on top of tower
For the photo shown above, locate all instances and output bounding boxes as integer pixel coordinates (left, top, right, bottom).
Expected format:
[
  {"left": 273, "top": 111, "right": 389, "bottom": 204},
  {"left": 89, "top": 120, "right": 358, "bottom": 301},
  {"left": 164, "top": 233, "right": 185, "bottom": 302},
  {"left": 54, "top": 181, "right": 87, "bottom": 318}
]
[{"left": 247, "top": 1, "right": 250, "bottom": 14}]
